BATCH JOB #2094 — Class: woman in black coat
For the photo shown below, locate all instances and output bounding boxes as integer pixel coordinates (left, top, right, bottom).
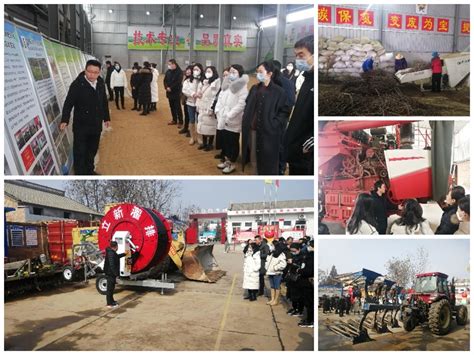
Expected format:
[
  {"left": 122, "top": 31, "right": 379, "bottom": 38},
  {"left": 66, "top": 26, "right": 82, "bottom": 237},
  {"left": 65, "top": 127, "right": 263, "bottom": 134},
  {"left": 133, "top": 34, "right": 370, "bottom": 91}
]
[
  {"left": 130, "top": 65, "right": 141, "bottom": 111},
  {"left": 138, "top": 62, "right": 153, "bottom": 116},
  {"left": 241, "top": 61, "right": 290, "bottom": 175}
]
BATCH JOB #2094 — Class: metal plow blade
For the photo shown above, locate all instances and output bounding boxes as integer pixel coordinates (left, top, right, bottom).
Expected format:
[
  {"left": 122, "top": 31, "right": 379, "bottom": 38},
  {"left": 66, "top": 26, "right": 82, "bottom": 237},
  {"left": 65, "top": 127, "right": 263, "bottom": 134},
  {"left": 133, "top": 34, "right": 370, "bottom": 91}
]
[
  {"left": 327, "top": 318, "right": 372, "bottom": 345},
  {"left": 181, "top": 245, "right": 226, "bottom": 282}
]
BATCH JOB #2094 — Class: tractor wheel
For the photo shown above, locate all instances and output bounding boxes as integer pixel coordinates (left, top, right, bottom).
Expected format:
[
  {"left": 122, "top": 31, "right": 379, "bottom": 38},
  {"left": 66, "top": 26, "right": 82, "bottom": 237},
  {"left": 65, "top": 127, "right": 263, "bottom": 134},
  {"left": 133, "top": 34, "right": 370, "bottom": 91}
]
[
  {"left": 428, "top": 299, "right": 452, "bottom": 335},
  {"left": 95, "top": 274, "right": 108, "bottom": 295},
  {"left": 403, "top": 316, "right": 416, "bottom": 332},
  {"left": 456, "top": 305, "right": 468, "bottom": 326},
  {"left": 62, "top": 266, "right": 75, "bottom": 282}
]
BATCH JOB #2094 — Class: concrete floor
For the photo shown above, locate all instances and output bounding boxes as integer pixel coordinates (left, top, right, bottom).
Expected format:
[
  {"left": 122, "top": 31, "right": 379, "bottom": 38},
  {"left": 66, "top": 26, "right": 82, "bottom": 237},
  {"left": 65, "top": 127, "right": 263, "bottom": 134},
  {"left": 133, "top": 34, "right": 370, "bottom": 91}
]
[
  {"left": 4, "top": 244, "right": 313, "bottom": 351},
  {"left": 318, "top": 308, "right": 470, "bottom": 351}
]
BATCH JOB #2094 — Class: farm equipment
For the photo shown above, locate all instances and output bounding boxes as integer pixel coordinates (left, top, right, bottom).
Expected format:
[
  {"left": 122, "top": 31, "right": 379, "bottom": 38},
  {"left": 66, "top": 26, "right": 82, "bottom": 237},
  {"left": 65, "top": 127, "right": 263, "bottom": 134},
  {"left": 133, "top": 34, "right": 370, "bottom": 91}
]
[
  {"left": 395, "top": 52, "right": 470, "bottom": 91},
  {"left": 319, "top": 120, "right": 434, "bottom": 225},
  {"left": 94, "top": 203, "right": 225, "bottom": 295},
  {"left": 400, "top": 272, "right": 468, "bottom": 335}
]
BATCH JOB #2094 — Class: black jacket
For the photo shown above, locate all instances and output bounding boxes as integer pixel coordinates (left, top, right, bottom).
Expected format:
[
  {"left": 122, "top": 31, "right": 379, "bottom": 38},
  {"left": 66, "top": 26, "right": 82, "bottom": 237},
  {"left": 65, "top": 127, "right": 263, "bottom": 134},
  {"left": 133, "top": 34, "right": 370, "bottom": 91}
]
[
  {"left": 435, "top": 204, "right": 459, "bottom": 234},
  {"left": 164, "top": 67, "right": 183, "bottom": 99},
  {"left": 105, "top": 66, "right": 114, "bottom": 85},
  {"left": 61, "top": 72, "right": 110, "bottom": 133},
  {"left": 130, "top": 72, "right": 141, "bottom": 98},
  {"left": 299, "top": 250, "right": 314, "bottom": 288},
  {"left": 241, "top": 81, "right": 290, "bottom": 174},
  {"left": 137, "top": 68, "right": 153, "bottom": 104},
  {"left": 284, "top": 69, "right": 314, "bottom": 173},
  {"left": 371, "top": 191, "right": 391, "bottom": 234},
  {"left": 103, "top": 247, "right": 126, "bottom": 278}
]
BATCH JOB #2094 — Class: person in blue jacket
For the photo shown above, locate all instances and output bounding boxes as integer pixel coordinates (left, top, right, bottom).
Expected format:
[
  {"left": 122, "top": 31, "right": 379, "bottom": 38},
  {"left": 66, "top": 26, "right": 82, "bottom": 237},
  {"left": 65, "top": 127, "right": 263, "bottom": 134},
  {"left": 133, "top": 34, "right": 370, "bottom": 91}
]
[{"left": 362, "top": 55, "right": 374, "bottom": 72}]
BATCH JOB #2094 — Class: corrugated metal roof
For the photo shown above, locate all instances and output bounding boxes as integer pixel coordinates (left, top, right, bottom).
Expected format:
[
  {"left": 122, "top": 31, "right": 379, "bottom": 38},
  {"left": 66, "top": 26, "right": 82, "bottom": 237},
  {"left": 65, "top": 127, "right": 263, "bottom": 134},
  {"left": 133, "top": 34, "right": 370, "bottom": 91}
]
[
  {"left": 229, "top": 199, "right": 313, "bottom": 211},
  {"left": 5, "top": 181, "right": 102, "bottom": 216}
]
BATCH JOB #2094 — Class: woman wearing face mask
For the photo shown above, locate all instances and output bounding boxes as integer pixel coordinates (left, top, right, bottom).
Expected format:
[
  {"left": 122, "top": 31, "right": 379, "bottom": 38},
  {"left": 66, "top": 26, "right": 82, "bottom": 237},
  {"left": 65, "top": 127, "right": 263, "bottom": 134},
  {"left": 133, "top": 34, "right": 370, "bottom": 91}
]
[
  {"left": 130, "top": 65, "right": 141, "bottom": 111},
  {"left": 282, "top": 62, "right": 298, "bottom": 85},
  {"left": 241, "top": 61, "right": 290, "bottom": 175},
  {"left": 215, "top": 64, "right": 249, "bottom": 174},
  {"left": 195, "top": 66, "right": 220, "bottom": 151},
  {"left": 213, "top": 68, "right": 230, "bottom": 161},
  {"left": 182, "top": 64, "right": 203, "bottom": 144},
  {"left": 454, "top": 196, "right": 470, "bottom": 235},
  {"left": 110, "top": 62, "right": 127, "bottom": 110},
  {"left": 183, "top": 64, "right": 203, "bottom": 145},
  {"left": 179, "top": 65, "right": 193, "bottom": 137},
  {"left": 150, "top": 63, "right": 159, "bottom": 112},
  {"left": 164, "top": 59, "right": 184, "bottom": 126},
  {"left": 137, "top": 61, "right": 153, "bottom": 116}
]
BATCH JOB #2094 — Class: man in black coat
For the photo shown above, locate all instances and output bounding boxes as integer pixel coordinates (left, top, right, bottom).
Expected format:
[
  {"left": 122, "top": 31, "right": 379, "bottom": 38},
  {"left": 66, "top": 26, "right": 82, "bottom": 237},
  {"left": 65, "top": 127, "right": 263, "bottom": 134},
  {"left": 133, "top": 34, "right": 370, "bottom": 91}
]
[
  {"left": 61, "top": 60, "right": 110, "bottom": 175},
  {"left": 371, "top": 180, "right": 398, "bottom": 234},
  {"left": 105, "top": 60, "right": 114, "bottom": 101},
  {"left": 284, "top": 35, "right": 314, "bottom": 176},
  {"left": 103, "top": 240, "right": 126, "bottom": 308},
  {"left": 163, "top": 59, "right": 184, "bottom": 126},
  {"left": 435, "top": 185, "right": 466, "bottom": 234}
]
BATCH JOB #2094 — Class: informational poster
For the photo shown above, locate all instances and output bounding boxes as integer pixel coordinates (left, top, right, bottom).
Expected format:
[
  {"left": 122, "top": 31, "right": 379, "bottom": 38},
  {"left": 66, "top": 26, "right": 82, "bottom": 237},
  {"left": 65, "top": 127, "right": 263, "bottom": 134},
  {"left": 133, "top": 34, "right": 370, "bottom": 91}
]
[
  {"left": 285, "top": 20, "right": 315, "bottom": 48},
  {"left": 194, "top": 29, "right": 247, "bottom": 52},
  {"left": 64, "top": 46, "right": 79, "bottom": 79},
  {"left": 72, "top": 48, "right": 83, "bottom": 75},
  {"left": 128, "top": 26, "right": 190, "bottom": 50},
  {"left": 52, "top": 41, "right": 73, "bottom": 88},
  {"left": 9, "top": 225, "right": 24, "bottom": 247},
  {"left": 25, "top": 226, "right": 38, "bottom": 246},
  {"left": 4, "top": 21, "right": 59, "bottom": 175},
  {"left": 43, "top": 39, "right": 67, "bottom": 109}
]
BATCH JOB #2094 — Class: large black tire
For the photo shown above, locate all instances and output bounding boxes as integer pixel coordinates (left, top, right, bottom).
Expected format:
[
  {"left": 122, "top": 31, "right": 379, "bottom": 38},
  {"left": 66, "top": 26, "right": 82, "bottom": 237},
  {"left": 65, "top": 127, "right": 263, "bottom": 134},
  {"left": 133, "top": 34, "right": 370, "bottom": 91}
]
[
  {"left": 428, "top": 299, "right": 452, "bottom": 335},
  {"left": 403, "top": 316, "right": 417, "bottom": 332},
  {"left": 95, "top": 274, "right": 108, "bottom": 295},
  {"left": 456, "top": 305, "right": 468, "bottom": 326},
  {"left": 62, "top": 266, "right": 75, "bottom": 282}
]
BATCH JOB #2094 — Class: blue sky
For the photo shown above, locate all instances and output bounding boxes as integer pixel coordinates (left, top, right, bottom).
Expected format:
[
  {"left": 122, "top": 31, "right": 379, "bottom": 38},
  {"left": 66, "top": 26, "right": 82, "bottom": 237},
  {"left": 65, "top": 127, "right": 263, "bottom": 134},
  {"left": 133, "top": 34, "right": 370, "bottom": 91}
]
[
  {"left": 22, "top": 179, "right": 314, "bottom": 210},
  {"left": 319, "top": 239, "right": 470, "bottom": 279}
]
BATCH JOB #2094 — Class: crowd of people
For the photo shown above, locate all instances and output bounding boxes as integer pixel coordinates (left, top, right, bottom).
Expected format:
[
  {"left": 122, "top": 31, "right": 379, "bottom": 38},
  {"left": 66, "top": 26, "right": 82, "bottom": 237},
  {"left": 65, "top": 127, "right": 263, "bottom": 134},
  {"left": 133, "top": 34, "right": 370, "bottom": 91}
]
[
  {"left": 242, "top": 235, "right": 314, "bottom": 328},
  {"left": 343, "top": 180, "right": 470, "bottom": 235},
  {"left": 61, "top": 35, "right": 314, "bottom": 176}
]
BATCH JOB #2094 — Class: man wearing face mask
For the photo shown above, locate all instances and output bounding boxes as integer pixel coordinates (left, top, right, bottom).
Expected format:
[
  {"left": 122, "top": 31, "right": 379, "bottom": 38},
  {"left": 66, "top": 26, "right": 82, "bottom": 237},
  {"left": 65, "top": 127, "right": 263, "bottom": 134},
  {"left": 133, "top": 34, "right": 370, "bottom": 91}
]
[
  {"left": 60, "top": 60, "right": 110, "bottom": 175},
  {"left": 164, "top": 59, "right": 184, "bottom": 126},
  {"left": 110, "top": 62, "right": 127, "bottom": 110},
  {"left": 284, "top": 35, "right": 314, "bottom": 175}
]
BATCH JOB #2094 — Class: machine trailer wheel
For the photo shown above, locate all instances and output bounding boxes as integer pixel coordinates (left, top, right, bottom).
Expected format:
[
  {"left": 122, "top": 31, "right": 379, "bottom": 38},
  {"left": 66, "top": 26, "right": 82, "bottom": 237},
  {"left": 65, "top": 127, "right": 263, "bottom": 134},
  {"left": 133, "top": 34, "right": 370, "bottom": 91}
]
[
  {"left": 402, "top": 316, "right": 416, "bottom": 332},
  {"left": 96, "top": 275, "right": 108, "bottom": 295},
  {"left": 456, "top": 305, "right": 468, "bottom": 326},
  {"left": 62, "top": 266, "right": 75, "bottom": 282},
  {"left": 428, "top": 299, "right": 452, "bottom": 335}
]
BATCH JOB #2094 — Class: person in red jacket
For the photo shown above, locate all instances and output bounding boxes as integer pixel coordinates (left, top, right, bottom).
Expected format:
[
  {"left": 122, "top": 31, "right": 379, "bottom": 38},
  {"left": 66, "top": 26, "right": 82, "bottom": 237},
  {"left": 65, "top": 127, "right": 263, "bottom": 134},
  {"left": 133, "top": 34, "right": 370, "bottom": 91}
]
[{"left": 431, "top": 52, "right": 443, "bottom": 92}]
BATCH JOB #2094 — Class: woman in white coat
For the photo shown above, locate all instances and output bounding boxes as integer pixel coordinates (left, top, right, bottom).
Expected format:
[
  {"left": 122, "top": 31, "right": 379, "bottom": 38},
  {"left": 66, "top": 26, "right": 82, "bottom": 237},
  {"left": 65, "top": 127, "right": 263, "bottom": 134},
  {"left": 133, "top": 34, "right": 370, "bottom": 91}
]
[
  {"left": 265, "top": 243, "right": 287, "bottom": 306},
  {"left": 242, "top": 243, "right": 261, "bottom": 301},
  {"left": 110, "top": 62, "right": 127, "bottom": 110},
  {"left": 195, "top": 66, "right": 221, "bottom": 151},
  {"left": 150, "top": 63, "right": 159, "bottom": 112},
  {"left": 215, "top": 64, "right": 249, "bottom": 174},
  {"left": 182, "top": 64, "right": 203, "bottom": 145},
  {"left": 346, "top": 193, "right": 379, "bottom": 235}
]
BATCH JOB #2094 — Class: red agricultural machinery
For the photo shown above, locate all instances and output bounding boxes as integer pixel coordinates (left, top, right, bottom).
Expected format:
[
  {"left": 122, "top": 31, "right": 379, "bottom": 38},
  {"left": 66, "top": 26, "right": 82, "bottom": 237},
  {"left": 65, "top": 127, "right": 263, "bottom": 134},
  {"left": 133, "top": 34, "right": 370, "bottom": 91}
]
[
  {"left": 400, "top": 272, "right": 468, "bottom": 335},
  {"left": 319, "top": 120, "right": 434, "bottom": 225}
]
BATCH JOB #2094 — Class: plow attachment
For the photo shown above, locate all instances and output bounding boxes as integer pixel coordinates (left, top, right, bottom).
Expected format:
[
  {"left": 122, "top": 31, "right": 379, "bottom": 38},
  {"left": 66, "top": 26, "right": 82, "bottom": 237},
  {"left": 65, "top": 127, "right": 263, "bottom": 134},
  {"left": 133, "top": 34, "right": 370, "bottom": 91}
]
[
  {"left": 181, "top": 245, "right": 226, "bottom": 282},
  {"left": 327, "top": 303, "right": 401, "bottom": 344}
]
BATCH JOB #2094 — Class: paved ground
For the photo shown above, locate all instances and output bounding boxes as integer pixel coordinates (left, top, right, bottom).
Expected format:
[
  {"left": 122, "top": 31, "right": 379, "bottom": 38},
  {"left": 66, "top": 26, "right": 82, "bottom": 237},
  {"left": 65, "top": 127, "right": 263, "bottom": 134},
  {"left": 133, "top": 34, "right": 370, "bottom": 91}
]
[
  {"left": 318, "top": 308, "right": 470, "bottom": 351},
  {"left": 95, "top": 76, "right": 260, "bottom": 175},
  {"left": 4, "top": 244, "right": 313, "bottom": 351}
]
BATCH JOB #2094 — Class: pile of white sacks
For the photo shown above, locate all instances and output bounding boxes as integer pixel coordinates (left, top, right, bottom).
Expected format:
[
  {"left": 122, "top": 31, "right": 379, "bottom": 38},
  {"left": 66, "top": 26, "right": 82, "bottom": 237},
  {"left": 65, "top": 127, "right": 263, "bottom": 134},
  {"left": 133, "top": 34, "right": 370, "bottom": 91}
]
[{"left": 319, "top": 35, "right": 395, "bottom": 76}]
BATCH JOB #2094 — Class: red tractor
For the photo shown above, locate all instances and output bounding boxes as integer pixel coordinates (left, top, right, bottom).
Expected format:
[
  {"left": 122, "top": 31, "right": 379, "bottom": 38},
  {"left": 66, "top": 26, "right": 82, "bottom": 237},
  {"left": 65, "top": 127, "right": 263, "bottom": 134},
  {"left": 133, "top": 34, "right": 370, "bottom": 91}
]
[{"left": 401, "top": 272, "right": 468, "bottom": 335}]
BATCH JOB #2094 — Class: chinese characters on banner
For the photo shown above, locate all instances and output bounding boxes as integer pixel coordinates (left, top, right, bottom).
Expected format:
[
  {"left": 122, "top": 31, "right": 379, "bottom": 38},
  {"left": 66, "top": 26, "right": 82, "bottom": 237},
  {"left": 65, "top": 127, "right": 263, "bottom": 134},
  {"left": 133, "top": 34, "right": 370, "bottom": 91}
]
[
  {"left": 318, "top": 5, "right": 331, "bottom": 23},
  {"left": 437, "top": 18, "right": 450, "bottom": 32},
  {"left": 405, "top": 15, "right": 419, "bottom": 30},
  {"left": 335, "top": 7, "right": 353, "bottom": 25},
  {"left": 358, "top": 10, "right": 374, "bottom": 27},
  {"left": 387, "top": 13, "right": 403, "bottom": 29},
  {"left": 193, "top": 29, "right": 247, "bottom": 52},
  {"left": 421, "top": 17, "right": 435, "bottom": 31},
  {"left": 461, "top": 20, "right": 470, "bottom": 34}
]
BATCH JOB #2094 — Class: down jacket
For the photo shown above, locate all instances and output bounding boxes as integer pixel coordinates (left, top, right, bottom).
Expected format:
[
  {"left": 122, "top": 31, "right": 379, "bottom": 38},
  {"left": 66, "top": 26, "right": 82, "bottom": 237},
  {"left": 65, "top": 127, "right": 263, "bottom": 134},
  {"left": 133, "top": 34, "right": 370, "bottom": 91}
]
[
  {"left": 265, "top": 253, "right": 287, "bottom": 275},
  {"left": 182, "top": 78, "right": 199, "bottom": 107},
  {"left": 110, "top": 69, "right": 127, "bottom": 89},
  {"left": 151, "top": 68, "right": 159, "bottom": 103},
  {"left": 215, "top": 74, "right": 249, "bottom": 133},
  {"left": 242, "top": 250, "right": 261, "bottom": 290},
  {"left": 196, "top": 79, "right": 221, "bottom": 136}
]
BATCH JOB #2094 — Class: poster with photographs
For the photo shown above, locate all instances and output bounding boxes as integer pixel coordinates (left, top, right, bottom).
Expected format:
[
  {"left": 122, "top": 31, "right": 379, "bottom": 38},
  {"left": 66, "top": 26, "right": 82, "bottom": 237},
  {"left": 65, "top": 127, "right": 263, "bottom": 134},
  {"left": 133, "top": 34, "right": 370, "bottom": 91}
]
[
  {"left": 43, "top": 38, "right": 67, "bottom": 110},
  {"left": 4, "top": 21, "right": 59, "bottom": 175}
]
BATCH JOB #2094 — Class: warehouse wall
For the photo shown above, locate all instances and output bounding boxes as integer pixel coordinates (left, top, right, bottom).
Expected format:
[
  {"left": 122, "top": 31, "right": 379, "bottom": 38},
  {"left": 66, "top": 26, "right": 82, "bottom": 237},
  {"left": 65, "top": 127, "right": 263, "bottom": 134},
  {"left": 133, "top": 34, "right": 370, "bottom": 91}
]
[
  {"left": 319, "top": 4, "right": 470, "bottom": 63},
  {"left": 91, "top": 4, "right": 313, "bottom": 71}
]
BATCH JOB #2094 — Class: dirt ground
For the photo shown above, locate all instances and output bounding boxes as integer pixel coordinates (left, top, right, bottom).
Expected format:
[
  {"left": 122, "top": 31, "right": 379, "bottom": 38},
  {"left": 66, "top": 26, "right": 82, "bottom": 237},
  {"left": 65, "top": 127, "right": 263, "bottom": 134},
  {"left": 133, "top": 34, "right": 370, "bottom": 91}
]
[
  {"left": 318, "top": 82, "right": 470, "bottom": 116},
  {"left": 4, "top": 244, "right": 313, "bottom": 351},
  {"left": 95, "top": 76, "right": 260, "bottom": 175},
  {"left": 318, "top": 308, "right": 470, "bottom": 351}
]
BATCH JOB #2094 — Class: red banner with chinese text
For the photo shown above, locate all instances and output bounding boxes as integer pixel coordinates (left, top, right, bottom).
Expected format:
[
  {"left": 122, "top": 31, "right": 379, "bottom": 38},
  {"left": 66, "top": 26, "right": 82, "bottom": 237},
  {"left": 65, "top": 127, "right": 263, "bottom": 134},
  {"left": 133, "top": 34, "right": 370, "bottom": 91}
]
[
  {"left": 318, "top": 5, "right": 332, "bottom": 24},
  {"left": 358, "top": 10, "right": 374, "bottom": 27},
  {"left": 405, "top": 15, "right": 419, "bottom": 30},
  {"left": 336, "top": 7, "right": 354, "bottom": 25},
  {"left": 387, "top": 13, "right": 402, "bottom": 29}
]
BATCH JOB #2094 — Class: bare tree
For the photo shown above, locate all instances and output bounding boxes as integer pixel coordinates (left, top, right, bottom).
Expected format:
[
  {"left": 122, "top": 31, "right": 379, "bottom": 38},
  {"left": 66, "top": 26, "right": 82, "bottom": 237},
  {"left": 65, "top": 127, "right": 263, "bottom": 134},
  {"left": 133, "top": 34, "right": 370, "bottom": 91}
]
[
  {"left": 385, "top": 247, "right": 430, "bottom": 288},
  {"left": 65, "top": 180, "right": 106, "bottom": 213}
]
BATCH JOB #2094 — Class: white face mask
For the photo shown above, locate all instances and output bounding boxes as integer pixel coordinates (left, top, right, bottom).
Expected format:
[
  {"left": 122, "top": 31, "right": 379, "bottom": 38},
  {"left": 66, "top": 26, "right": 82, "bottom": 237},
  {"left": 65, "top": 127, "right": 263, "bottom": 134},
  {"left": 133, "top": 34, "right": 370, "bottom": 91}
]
[
  {"left": 115, "top": 65, "right": 120, "bottom": 70},
  {"left": 168, "top": 65, "right": 173, "bottom": 70},
  {"left": 456, "top": 210, "right": 464, "bottom": 222},
  {"left": 132, "top": 69, "right": 138, "bottom": 73},
  {"left": 193, "top": 70, "right": 200, "bottom": 78},
  {"left": 229, "top": 73, "right": 238, "bottom": 81},
  {"left": 286, "top": 65, "right": 294, "bottom": 71},
  {"left": 205, "top": 72, "right": 213, "bottom": 79}
]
